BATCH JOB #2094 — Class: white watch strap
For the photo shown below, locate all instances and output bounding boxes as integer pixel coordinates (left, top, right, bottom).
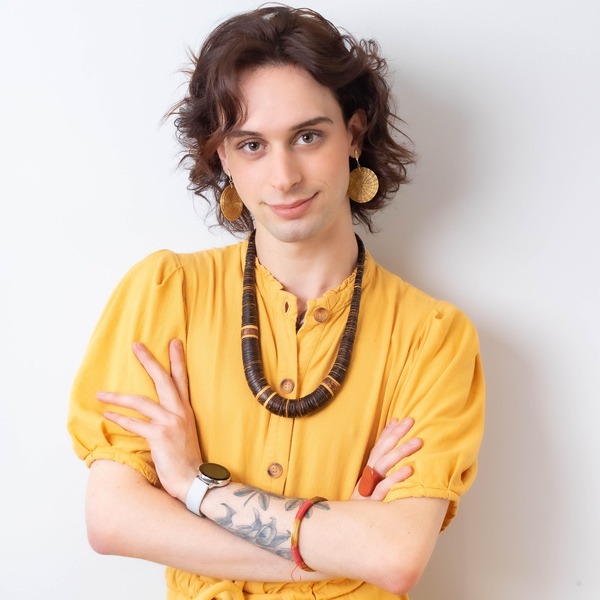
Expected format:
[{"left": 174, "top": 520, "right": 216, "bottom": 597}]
[{"left": 185, "top": 475, "right": 209, "bottom": 516}]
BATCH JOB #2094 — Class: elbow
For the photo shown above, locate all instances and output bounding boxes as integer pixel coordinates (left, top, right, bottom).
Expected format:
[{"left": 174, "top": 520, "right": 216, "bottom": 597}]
[
  {"left": 377, "top": 564, "right": 423, "bottom": 596},
  {"left": 86, "top": 501, "right": 122, "bottom": 555},
  {"left": 87, "top": 524, "right": 110, "bottom": 555},
  {"left": 371, "top": 548, "right": 428, "bottom": 595},
  {"left": 382, "top": 571, "right": 422, "bottom": 596},
  {"left": 85, "top": 461, "right": 141, "bottom": 556}
]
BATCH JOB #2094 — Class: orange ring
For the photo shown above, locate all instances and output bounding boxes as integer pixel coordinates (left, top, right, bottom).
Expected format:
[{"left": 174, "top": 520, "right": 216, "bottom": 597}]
[{"left": 358, "top": 465, "right": 384, "bottom": 496}]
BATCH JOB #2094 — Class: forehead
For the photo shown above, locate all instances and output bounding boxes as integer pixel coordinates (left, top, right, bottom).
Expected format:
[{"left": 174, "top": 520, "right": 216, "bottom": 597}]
[{"left": 235, "top": 64, "right": 344, "bottom": 131}]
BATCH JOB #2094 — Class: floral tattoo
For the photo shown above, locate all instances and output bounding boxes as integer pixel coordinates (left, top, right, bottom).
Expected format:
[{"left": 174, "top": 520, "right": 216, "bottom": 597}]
[{"left": 213, "top": 487, "right": 330, "bottom": 559}]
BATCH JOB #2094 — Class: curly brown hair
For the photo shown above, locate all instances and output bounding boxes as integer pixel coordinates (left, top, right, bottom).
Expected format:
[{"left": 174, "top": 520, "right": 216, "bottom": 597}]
[{"left": 170, "top": 4, "right": 415, "bottom": 233}]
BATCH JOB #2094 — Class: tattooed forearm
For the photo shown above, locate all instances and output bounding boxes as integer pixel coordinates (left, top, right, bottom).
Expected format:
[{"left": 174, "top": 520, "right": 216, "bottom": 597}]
[
  {"left": 211, "top": 486, "right": 330, "bottom": 560},
  {"left": 233, "top": 487, "right": 287, "bottom": 510},
  {"left": 215, "top": 504, "right": 293, "bottom": 558}
]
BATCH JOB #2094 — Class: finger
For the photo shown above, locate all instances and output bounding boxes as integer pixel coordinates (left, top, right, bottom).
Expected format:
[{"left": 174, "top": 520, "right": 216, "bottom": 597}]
[
  {"left": 169, "top": 339, "right": 190, "bottom": 405},
  {"left": 368, "top": 417, "right": 415, "bottom": 464},
  {"left": 132, "top": 342, "right": 181, "bottom": 411},
  {"left": 370, "top": 418, "right": 414, "bottom": 458},
  {"left": 96, "top": 391, "right": 164, "bottom": 421},
  {"left": 350, "top": 463, "right": 414, "bottom": 501},
  {"left": 369, "top": 465, "right": 413, "bottom": 501},
  {"left": 103, "top": 410, "right": 155, "bottom": 439},
  {"left": 373, "top": 437, "right": 422, "bottom": 476}
]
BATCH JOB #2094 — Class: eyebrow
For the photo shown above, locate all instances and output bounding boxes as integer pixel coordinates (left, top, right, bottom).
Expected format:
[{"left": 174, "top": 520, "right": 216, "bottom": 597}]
[{"left": 227, "top": 116, "right": 334, "bottom": 139}]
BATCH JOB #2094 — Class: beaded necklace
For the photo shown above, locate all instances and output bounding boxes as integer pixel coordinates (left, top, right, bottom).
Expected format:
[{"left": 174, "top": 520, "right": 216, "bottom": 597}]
[{"left": 241, "top": 231, "right": 366, "bottom": 418}]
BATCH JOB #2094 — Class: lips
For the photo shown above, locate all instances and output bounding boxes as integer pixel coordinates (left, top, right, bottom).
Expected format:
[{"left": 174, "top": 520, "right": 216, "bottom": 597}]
[{"left": 268, "top": 194, "right": 315, "bottom": 218}]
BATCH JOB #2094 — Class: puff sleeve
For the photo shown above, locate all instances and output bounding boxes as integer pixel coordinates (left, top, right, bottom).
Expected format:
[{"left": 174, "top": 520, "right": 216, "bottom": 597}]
[
  {"left": 67, "top": 251, "right": 187, "bottom": 485},
  {"left": 384, "top": 301, "right": 485, "bottom": 529}
]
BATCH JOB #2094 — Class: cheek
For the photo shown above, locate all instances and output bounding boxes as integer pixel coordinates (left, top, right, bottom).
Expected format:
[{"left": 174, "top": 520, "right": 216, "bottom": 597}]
[
  {"left": 231, "top": 168, "right": 263, "bottom": 202},
  {"left": 321, "top": 151, "right": 351, "bottom": 192}
]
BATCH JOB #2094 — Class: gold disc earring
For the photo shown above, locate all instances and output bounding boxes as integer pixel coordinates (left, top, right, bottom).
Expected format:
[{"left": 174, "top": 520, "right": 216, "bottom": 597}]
[
  {"left": 347, "top": 150, "right": 379, "bottom": 203},
  {"left": 220, "top": 175, "right": 244, "bottom": 221}
]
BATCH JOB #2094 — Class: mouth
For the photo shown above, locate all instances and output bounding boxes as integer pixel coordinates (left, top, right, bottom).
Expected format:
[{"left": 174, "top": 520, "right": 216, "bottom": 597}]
[{"left": 268, "top": 194, "right": 316, "bottom": 218}]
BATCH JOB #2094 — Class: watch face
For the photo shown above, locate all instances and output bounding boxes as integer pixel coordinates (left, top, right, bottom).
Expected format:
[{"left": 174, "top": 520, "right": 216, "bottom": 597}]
[{"left": 200, "top": 462, "right": 231, "bottom": 482}]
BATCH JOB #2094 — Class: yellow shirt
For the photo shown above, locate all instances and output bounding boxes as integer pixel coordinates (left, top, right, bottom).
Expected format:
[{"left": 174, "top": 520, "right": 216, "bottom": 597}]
[{"left": 68, "top": 239, "right": 484, "bottom": 600}]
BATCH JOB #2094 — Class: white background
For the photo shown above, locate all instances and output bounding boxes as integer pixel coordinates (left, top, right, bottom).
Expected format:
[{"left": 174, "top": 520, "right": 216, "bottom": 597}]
[{"left": 1, "top": 1, "right": 598, "bottom": 598}]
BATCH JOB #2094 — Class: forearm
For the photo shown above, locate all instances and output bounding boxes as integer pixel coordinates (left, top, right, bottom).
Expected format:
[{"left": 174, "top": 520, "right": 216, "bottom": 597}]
[
  {"left": 86, "top": 460, "right": 326, "bottom": 582},
  {"left": 91, "top": 346, "right": 438, "bottom": 592},
  {"left": 300, "top": 495, "right": 447, "bottom": 592},
  {"left": 202, "top": 482, "right": 448, "bottom": 594}
]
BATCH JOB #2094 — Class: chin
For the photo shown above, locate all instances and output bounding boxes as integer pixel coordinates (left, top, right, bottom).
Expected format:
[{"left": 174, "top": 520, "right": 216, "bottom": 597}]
[{"left": 263, "top": 221, "right": 325, "bottom": 245}]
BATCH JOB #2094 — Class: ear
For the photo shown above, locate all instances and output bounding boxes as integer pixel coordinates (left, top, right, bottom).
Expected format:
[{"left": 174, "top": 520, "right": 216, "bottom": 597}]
[
  {"left": 347, "top": 109, "right": 367, "bottom": 155},
  {"left": 217, "top": 142, "right": 230, "bottom": 176}
]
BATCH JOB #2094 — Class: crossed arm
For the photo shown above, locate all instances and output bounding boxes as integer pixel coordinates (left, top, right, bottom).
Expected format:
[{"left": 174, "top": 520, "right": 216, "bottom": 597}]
[{"left": 89, "top": 340, "right": 448, "bottom": 594}]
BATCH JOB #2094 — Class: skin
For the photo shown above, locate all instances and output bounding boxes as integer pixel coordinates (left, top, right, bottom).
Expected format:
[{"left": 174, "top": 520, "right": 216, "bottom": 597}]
[
  {"left": 218, "top": 65, "right": 366, "bottom": 311},
  {"left": 86, "top": 65, "right": 449, "bottom": 594},
  {"left": 95, "top": 341, "right": 445, "bottom": 593}
]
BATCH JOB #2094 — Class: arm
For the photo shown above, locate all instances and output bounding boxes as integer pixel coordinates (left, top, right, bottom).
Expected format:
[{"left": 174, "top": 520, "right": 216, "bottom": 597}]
[
  {"left": 199, "top": 483, "right": 447, "bottom": 593},
  {"left": 86, "top": 421, "right": 424, "bottom": 586},
  {"left": 86, "top": 418, "right": 425, "bottom": 586},
  {"left": 86, "top": 460, "right": 326, "bottom": 582},
  {"left": 95, "top": 340, "right": 441, "bottom": 593}
]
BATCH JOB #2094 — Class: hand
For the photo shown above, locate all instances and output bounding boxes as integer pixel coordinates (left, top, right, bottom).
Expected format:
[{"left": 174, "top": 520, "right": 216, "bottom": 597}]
[
  {"left": 350, "top": 418, "right": 422, "bottom": 501},
  {"left": 97, "top": 339, "right": 202, "bottom": 503}
]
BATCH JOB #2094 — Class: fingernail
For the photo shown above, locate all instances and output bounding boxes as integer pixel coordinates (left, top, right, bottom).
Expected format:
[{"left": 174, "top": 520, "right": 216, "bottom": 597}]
[{"left": 96, "top": 391, "right": 108, "bottom": 400}]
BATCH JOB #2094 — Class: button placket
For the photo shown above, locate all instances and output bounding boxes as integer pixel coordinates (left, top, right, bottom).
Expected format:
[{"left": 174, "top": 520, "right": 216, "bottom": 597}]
[{"left": 258, "top": 288, "right": 297, "bottom": 493}]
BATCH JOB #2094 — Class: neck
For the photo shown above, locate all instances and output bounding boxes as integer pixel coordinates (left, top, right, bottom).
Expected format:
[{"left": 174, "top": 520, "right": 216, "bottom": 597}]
[
  {"left": 241, "top": 231, "right": 366, "bottom": 418},
  {"left": 253, "top": 226, "right": 359, "bottom": 313}
]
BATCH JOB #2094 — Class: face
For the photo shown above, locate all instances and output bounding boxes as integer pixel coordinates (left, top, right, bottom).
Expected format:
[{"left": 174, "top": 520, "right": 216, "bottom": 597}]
[{"left": 218, "top": 65, "right": 364, "bottom": 247}]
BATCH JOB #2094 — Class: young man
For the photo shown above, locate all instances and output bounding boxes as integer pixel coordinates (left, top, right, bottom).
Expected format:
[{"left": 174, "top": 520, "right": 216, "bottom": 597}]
[{"left": 68, "top": 6, "right": 484, "bottom": 599}]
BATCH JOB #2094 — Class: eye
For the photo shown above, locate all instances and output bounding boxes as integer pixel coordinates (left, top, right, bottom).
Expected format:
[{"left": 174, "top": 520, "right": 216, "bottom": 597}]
[
  {"left": 239, "top": 140, "right": 263, "bottom": 153},
  {"left": 297, "top": 131, "right": 320, "bottom": 145}
]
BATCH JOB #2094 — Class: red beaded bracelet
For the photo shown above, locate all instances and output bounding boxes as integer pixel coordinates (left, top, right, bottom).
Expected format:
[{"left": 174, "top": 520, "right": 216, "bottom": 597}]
[{"left": 290, "top": 496, "right": 327, "bottom": 572}]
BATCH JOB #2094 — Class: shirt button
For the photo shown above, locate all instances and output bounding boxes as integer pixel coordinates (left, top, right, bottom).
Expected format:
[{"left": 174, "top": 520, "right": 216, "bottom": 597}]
[
  {"left": 268, "top": 463, "right": 283, "bottom": 478},
  {"left": 280, "top": 378, "right": 295, "bottom": 394},
  {"left": 314, "top": 307, "right": 329, "bottom": 322}
]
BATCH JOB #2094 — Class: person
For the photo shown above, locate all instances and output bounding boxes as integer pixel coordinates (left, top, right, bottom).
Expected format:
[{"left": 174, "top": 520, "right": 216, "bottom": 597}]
[{"left": 68, "top": 5, "right": 484, "bottom": 599}]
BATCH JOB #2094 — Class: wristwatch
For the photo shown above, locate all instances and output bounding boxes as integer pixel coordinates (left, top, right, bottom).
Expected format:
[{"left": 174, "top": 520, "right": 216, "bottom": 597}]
[{"left": 185, "top": 462, "right": 231, "bottom": 517}]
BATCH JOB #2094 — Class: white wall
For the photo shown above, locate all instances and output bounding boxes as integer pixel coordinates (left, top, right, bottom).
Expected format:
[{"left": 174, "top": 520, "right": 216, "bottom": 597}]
[{"left": 1, "top": 1, "right": 598, "bottom": 598}]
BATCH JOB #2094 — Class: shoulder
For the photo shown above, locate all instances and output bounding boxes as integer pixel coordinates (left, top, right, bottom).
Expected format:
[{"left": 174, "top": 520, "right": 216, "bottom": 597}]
[
  {"left": 123, "top": 249, "right": 183, "bottom": 287},
  {"left": 365, "top": 254, "right": 478, "bottom": 342},
  {"left": 171, "top": 240, "right": 246, "bottom": 281},
  {"left": 123, "top": 241, "right": 246, "bottom": 286}
]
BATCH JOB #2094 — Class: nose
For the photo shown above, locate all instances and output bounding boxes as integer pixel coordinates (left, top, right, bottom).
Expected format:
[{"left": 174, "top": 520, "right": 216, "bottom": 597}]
[{"left": 270, "top": 149, "right": 301, "bottom": 193}]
